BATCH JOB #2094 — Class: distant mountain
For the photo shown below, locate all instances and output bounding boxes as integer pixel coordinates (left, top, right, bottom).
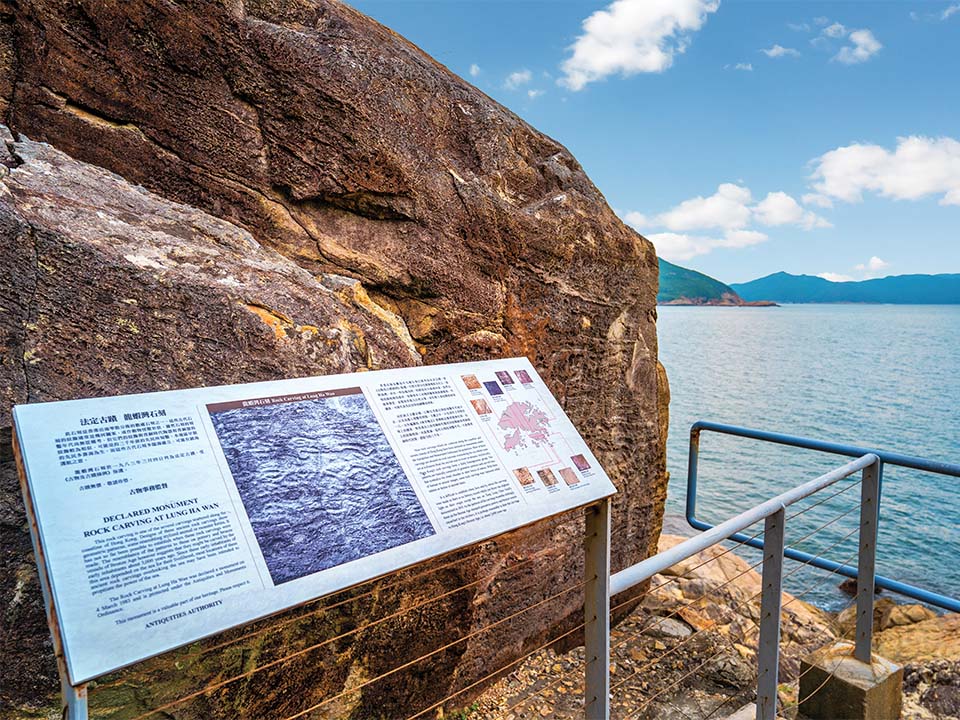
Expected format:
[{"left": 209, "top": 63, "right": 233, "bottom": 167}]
[
  {"left": 657, "top": 258, "right": 774, "bottom": 306},
  {"left": 731, "top": 272, "right": 960, "bottom": 304}
]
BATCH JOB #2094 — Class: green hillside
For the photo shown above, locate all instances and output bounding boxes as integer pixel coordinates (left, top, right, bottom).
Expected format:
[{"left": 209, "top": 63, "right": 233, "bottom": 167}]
[
  {"left": 732, "top": 272, "right": 960, "bottom": 304},
  {"left": 657, "top": 258, "right": 742, "bottom": 304}
]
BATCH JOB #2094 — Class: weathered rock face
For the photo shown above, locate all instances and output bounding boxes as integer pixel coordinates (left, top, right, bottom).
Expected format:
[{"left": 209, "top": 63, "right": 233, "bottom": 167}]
[
  {"left": 0, "top": 1, "right": 665, "bottom": 717},
  {"left": 0, "top": 129, "right": 423, "bottom": 717}
]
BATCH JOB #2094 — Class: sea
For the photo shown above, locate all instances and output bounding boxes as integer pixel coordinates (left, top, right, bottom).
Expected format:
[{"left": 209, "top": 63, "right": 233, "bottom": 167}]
[{"left": 657, "top": 304, "right": 960, "bottom": 610}]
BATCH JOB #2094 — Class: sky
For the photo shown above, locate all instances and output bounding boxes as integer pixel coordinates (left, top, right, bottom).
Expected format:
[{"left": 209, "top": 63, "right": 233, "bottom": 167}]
[{"left": 350, "top": 0, "right": 959, "bottom": 285}]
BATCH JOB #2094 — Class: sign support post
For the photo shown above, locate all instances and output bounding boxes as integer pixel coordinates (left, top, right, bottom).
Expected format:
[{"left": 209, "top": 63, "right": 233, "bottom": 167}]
[
  {"left": 584, "top": 498, "right": 611, "bottom": 719},
  {"left": 13, "top": 427, "right": 89, "bottom": 720}
]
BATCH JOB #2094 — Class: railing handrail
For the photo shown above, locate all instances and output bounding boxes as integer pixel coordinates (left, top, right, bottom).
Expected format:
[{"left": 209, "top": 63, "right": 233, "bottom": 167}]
[
  {"left": 688, "top": 420, "right": 960, "bottom": 479},
  {"left": 587, "top": 446, "right": 885, "bottom": 719},
  {"left": 610, "top": 453, "right": 878, "bottom": 596},
  {"left": 684, "top": 421, "right": 960, "bottom": 612}
]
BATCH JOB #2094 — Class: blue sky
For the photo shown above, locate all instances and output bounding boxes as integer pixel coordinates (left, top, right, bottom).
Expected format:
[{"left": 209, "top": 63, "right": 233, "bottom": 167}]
[{"left": 352, "top": 0, "right": 959, "bottom": 284}]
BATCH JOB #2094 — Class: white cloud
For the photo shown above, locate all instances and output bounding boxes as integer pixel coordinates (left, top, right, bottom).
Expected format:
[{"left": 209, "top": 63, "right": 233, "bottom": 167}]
[
  {"left": 645, "top": 232, "right": 716, "bottom": 261},
  {"left": 802, "top": 192, "right": 834, "bottom": 208},
  {"left": 724, "top": 229, "right": 768, "bottom": 247},
  {"left": 558, "top": 0, "right": 720, "bottom": 91},
  {"left": 644, "top": 230, "right": 767, "bottom": 262},
  {"left": 809, "top": 136, "right": 960, "bottom": 206},
  {"left": 818, "top": 272, "right": 855, "bottom": 282},
  {"left": 834, "top": 29, "right": 882, "bottom": 64},
  {"left": 734, "top": 62, "right": 753, "bottom": 71},
  {"left": 753, "top": 191, "right": 832, "bottom": 229},
  {"left": 855, "top": 256, "right": 890, "bottom": 272},
  {"left": 814, "top": 16, "right": 830, "bottom": 26},
  {"left": 761, "top": 44, "right": 801, "bottom": 58},
  {"left": 851, "top": 256, "right": 891, "bottom": 279},
  {"left": 822, "top": 22, "right": 848, "bottom": 38},
  {"left": 469, "top": 63, "right": 481, "bottom": 78},
  {"left": 527, "top": 89, "right": 545, "bottom": 99},
  {"left": 504, "top": 69, "right": 532, "bottom": 89},
  {"left": 943, "top": 4, "right": 960, "bottom": 20},
  {"left": 654, "top": 183, "right": 753, "bottom": 231},
  {"left": 788, "top": 22, "right": 811, "bottom": 32},
  {"left": 625, "top": 183, "right": 831, "bottom": 261}
]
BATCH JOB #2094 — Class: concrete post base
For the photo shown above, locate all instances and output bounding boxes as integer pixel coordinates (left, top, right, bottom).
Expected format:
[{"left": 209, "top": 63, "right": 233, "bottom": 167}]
[
  {"left": 799, "top": 641, "right": 902, "bottom": 720},
  {"left": 719, "top": 703, "right": 757, "bottom": 720}
]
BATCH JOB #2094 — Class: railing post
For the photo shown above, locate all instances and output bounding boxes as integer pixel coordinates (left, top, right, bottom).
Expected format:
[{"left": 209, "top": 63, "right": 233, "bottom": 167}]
[
  {"left": 685, "top": 425, "right": 702, "bottom": 525},
  {"left": 855, "top": 458, "right": 881, "bottom": 663},
  {"left": 584, "top": 499, "right": 611, "bottom": 720},
  {"left": 756, "top": 507, "right": 785, "bottom": 720}
]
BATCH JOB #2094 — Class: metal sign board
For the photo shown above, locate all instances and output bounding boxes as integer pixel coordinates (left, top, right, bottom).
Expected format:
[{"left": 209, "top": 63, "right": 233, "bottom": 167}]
[{"left": 13, "top": 357, "right": 616, "bottom": 684}]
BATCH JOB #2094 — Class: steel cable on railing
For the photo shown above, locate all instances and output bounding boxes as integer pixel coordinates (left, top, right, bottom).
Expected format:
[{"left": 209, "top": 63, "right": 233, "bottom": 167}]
[
  {"left": 620, "top": 638, "right": 746, "bottom": 720},
  {"left": 273, "top": 579, "right": 589, "bottom": 720},
  {"left": 194, "top": 545, "right": 487, "bottom": 657},
  {"left": 609, "top": 520, "right": 863, "bottom": 719},
  {"left": 785, "top": 472, "right": 861, "bottom": 522},
  {"left": 779, "top": 651, "right": 851, "bottom": 715},
  {"left": 498, "top": 531, "right": 763, "bottom": 712},
  {"left": 611, "top": 517, "right": 862, "bottom": 695},
  {"left": 503, "top": 499, "right": 856, "bottom": 717},
  {"left": 607, "top": 563, "right": 773, "bottom": 697},
  {"left": 694, "top": 546, "right": 865, "bottom": 720},
  {"left": 607, "top": 473, "right": 864, "bottom": 719},
  {"left": 91, "top": 545, "right": 492, "bottom": 694},
  {"left": 502, "top": 533, "right": 769, "bottom": 715},
  {"left": 400, "top": 620, "right": 588, "bottom": 720},
  {"left": 128, "top": 486, "right": 865, "bottom": 719},
  {"left": 125, "top": 553, "right": 548, "bottom": 720}
]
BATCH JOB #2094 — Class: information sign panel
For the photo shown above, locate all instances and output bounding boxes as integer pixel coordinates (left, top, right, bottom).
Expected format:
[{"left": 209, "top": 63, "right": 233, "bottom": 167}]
[{"left": 13, "top": 357, "right": 616, "bottom": 684}]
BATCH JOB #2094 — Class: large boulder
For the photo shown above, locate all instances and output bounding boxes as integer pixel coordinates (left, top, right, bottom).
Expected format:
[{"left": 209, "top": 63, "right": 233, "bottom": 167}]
[{"left": 0, "top": 1, "right": 666, "bottom": 717}]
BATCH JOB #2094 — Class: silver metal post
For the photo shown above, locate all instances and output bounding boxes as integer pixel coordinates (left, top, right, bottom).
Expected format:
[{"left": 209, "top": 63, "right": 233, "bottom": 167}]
[
  {"left": 756, "top": 507, "right": 785, "bottom": 720},
  {"left": 584, "top": 499, "right": 611, "bottom": 720},
  {"left": 12, "top": 426, "right": 90, "bottom": 720},
  {"left": 63, "top": 680, "right": 88, "bottom": 720},
  {"left": 855, "top": 459, "right": 881, "bottom": 663}
]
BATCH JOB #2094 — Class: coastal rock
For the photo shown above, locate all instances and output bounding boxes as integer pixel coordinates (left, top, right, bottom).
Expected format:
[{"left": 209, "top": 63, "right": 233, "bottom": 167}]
[
  {"left": 0, "top": 0, "right": 664, "bottom": 715},
  {"left": 836, "top": 598, "right": 939, "bottom": 637},
  {"left": 874, "top": 613, "right": 960, "bottom": 664},
  {"left": 904, "top": 660, "right": 960, "bottom": 719},
  {"left": 642, "top": 616, "right": 693, "bottom": 640},
  {"left": 881, "top": 603, "right": 940, "bottom": 630},
  {"left": 646, "top": 535, "right": 837, "bottom": 679}
]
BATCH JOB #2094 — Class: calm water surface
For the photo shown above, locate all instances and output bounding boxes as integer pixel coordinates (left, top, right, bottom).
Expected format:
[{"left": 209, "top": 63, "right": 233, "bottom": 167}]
[{"left": 657, "top": 304, "right": 960, "bottom": 609}]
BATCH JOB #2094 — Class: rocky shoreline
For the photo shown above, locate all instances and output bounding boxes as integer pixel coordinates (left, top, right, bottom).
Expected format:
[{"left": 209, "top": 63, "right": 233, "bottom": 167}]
[{"left": 468, "top": 534, "right": 960, "bottom": 719}]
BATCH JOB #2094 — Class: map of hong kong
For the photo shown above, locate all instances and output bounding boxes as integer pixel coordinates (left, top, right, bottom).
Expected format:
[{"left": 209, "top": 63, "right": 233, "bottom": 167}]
[{"left": 498, "top": 401, "right": 552, "bottom": 451}]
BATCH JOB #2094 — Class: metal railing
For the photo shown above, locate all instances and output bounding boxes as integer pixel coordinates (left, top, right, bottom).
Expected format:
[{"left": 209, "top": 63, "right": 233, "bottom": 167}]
[
  {"left": 53, "top": 423, "right": 960, "bottom": 719},
  {"left": 583, "top": 450, "right": 882, "bottom": 720},
  {"left": 685, "top": 421, "right": 960, "bottom": 612}
]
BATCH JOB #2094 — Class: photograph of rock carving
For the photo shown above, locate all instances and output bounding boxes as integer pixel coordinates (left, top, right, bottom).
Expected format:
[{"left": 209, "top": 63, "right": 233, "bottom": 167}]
[{"left": 209, "top": 391, "right": 435, "bottom": 584}]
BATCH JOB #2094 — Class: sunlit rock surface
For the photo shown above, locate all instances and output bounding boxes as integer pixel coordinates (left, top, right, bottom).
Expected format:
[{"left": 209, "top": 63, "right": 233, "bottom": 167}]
[{"left": 0, "top": 0, "right": 664, "bottom": 715}]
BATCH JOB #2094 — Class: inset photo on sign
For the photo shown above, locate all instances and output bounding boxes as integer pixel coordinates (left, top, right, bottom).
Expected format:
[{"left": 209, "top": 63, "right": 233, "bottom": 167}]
[
  {"left": 207, "top": 389, "right": 435, "bottom": 585},
  {"left": 537, "top": 468, "right": 558, "bottom": 487},
  {"left": 560, "top": 468, "right": 580, "bottom": 486},
  {"left": 484, "top": 381, "right": 504, "bottom": 396},
  {"left": 471, "top": 398, "right": 493, "bottom": 415},
  {"left": 571, "top": 454, "right": 591, "bottom": 472},
  {"left": 515, "top": 369, "right": 533, "bottom": 384},
  {"left": 495, "top": 371, "right": 515, "bottom": 385},
  {"left": 513, "top": 467, "right": 536, "bottom": 486},
  {"left": 461, "top": 374, "right": 482, "bottom": 390}
]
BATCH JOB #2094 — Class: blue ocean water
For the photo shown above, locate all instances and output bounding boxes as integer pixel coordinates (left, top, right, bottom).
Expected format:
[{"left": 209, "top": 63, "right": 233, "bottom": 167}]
[{"left": 657, "top": 304, "right": 960, "bottom": 610}]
